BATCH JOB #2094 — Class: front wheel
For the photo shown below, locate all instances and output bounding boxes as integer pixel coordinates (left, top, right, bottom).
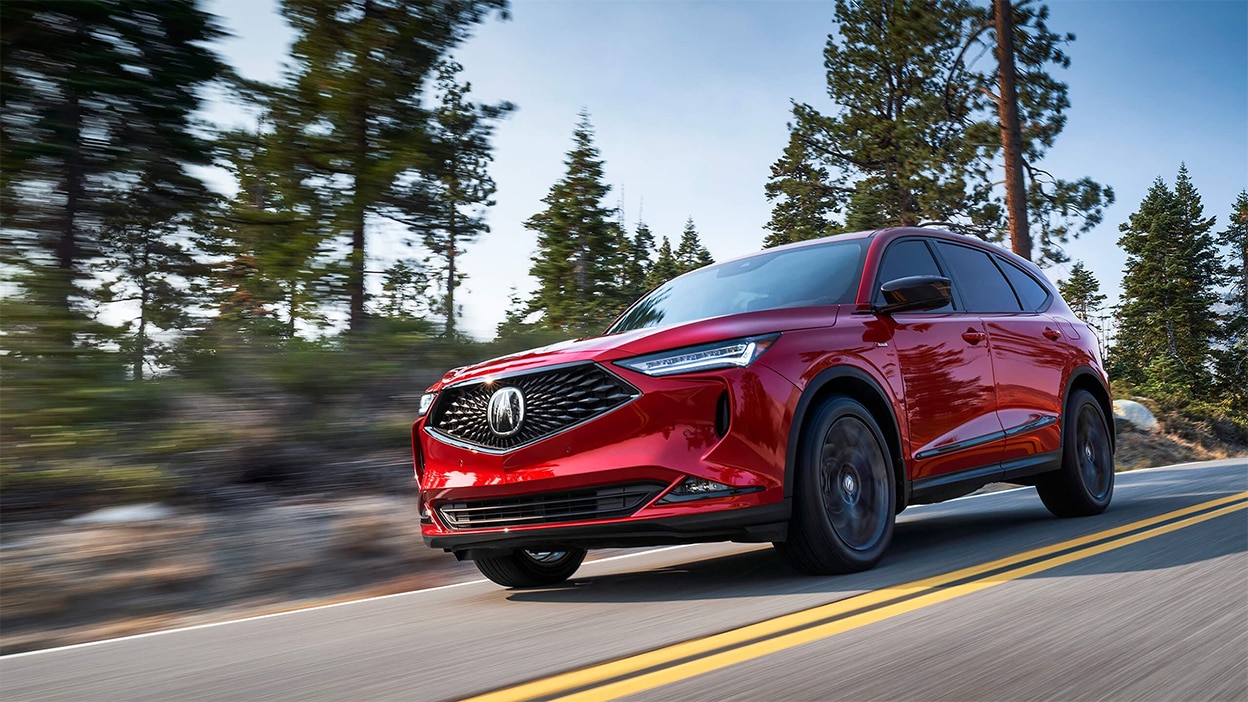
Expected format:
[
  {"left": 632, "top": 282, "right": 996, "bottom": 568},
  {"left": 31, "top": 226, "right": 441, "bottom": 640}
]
[
  {"left": 775, "top": 396, "right": 896, "bottom": 575},
  {"left": 473, "top": 548, "right": 586, "bottom": 588},
  {"left": 1036, "top": 389, "right": 1114, "bottom": 517}
]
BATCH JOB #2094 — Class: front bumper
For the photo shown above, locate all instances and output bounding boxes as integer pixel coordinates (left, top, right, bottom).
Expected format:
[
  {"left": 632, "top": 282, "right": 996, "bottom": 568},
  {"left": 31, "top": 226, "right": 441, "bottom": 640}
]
[
  {"left": 415, "top": 363, "right": 801, "bottom": 554},
  {"left": 424, "top": 499, "right": 791, "bottom": 557}
]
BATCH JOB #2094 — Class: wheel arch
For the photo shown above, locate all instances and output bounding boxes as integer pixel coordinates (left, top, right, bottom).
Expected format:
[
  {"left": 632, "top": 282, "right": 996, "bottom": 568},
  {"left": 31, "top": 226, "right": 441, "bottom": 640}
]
[
  {"left": 1064, "top": 367, "right": 1115, "bottom": 454},
  {"left": 785, "top": 366, "right": 908, "bottom": 512}
]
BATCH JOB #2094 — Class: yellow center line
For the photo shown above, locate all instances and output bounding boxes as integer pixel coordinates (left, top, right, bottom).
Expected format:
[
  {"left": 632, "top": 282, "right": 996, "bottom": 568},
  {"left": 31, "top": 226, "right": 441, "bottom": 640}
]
[{"left": 462, "top": 492, "right": 1247, "bottom": 702}]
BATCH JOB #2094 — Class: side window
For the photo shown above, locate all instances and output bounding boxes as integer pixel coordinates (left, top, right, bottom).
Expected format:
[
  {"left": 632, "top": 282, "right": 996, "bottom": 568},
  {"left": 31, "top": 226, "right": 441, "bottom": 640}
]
[
  {"left": 998, "top": 259, "right": 1051, "bottom": 312},
  {"left": 874, "top": 239, "right": 953, "bottom": 312},
  {"left": 933, "top": 242, "right": 1022, "bottom": 313}
]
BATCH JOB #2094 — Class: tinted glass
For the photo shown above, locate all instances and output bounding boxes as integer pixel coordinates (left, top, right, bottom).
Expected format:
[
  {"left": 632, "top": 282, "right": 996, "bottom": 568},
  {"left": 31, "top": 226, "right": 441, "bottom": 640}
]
[
  {"left": 999, "top": 260, "right": 1050, "bottom": 311},
  {"left": 609, "top": 240, "right": 866, "bottom": 333},
  {"left": 874, "top": 239, "right": 952, "bottom": 311},
  {"left": 934, "top": 242, "right": 1022, "bottom": 313}
]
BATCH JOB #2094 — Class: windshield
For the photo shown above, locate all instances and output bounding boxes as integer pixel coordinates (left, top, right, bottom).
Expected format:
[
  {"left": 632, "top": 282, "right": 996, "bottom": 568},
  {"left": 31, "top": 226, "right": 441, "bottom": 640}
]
[{"left": 608, "top": 239, "right": 866, "bottom": 334}]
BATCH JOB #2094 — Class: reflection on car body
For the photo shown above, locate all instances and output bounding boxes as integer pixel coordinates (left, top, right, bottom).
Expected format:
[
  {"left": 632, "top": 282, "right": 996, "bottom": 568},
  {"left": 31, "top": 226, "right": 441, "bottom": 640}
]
[{"left": 412, "top": 227, "right": 1115, "bottom": 588}]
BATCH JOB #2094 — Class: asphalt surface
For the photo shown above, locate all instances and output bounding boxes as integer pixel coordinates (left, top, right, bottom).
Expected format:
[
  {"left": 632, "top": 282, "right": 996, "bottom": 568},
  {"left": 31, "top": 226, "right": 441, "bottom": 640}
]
[{"left": 3, "top": 459, "right": 1245, "bottom": 702}]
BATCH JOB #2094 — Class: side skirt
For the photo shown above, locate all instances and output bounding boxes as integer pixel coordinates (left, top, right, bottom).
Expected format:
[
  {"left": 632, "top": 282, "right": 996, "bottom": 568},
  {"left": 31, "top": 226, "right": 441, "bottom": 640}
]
[{"left": 909, "top": 451, "right": 1061, "bottom": 505}]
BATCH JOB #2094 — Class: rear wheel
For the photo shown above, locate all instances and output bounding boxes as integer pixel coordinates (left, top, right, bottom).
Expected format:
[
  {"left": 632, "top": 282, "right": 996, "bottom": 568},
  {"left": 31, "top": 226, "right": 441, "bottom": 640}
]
[
  {"left": 776, "top": 396, "right": 896, "bottom": 575},
  {"left": 473, "top": 548, "right": 586, "bottom": 588},
  {"left": 1036, "top": 389, "right": 1114, "bottom": 517}
]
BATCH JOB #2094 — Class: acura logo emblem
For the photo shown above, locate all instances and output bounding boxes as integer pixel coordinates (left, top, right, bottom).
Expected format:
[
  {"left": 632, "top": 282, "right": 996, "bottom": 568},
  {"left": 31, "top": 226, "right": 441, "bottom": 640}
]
[{"left": 487, "top": 386, "right": 525, "bottom": 437}]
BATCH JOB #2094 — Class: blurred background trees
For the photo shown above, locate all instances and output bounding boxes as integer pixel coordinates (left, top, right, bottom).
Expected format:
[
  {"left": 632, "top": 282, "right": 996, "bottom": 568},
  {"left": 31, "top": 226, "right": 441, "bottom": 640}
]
[{"left": 0, "top": 0, "right": 1243, "bottom": 517}]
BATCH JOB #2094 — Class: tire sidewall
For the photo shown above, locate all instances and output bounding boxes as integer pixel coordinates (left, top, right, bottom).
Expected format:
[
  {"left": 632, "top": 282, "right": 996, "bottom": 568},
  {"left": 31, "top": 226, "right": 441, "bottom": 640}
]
[
  {"left": 1063, "top": 390, "right": 1114, "bottom": 511},
  {"left": 795, "top": 397, "right": 896, "bottom": 568}
]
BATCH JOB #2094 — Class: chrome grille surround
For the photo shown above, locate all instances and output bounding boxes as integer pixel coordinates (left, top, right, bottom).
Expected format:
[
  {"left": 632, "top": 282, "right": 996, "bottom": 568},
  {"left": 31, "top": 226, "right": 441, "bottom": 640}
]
[{"left": 425, "top": 362, "right": 640, "bottom": 453}]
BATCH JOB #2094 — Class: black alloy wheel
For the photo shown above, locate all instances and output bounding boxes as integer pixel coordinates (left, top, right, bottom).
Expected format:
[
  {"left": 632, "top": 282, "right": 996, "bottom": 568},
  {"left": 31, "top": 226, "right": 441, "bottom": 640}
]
[
  {"left": 473, "top": 548, "right": 587, "bottom": 588},
  {"left": 1037, "top": 389, "right": 1114, "bottom": 517},
  {"left": 776, "top": 396, "right": 896, "bottom": 575}
]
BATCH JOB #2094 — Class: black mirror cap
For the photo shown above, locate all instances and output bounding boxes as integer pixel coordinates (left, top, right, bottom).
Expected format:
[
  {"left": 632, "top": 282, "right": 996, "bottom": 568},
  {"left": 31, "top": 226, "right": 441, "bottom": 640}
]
[{"left": 876, "top": 275, "right": 953, "bottom": 314}]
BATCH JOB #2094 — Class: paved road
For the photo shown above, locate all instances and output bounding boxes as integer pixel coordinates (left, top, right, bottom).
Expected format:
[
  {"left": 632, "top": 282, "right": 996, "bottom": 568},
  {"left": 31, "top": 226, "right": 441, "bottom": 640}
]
[{"left": 4, "top": 459, "right": 1245, "bottom": 702}]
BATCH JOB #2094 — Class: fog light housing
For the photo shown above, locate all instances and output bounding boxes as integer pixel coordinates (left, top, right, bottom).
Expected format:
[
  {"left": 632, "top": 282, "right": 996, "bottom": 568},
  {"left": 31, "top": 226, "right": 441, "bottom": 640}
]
[{"left": 658, "top": 477, "right": 761, "bottom": 503}]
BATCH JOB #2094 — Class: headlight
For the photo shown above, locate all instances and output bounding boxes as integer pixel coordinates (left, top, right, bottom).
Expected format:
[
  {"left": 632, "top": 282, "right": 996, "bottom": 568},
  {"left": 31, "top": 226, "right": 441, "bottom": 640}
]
[
  {"left": 615, "top": 334, "right": 779, "bottom": 377},
  {"left": 417, "top": 392, "right": 437, "bottom": 418}
]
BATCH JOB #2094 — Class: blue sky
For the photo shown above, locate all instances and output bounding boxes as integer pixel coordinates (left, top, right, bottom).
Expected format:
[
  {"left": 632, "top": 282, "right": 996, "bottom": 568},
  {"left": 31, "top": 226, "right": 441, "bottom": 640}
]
[{"left": 208, "top": 0, "right": 1247, "bottom": 340}]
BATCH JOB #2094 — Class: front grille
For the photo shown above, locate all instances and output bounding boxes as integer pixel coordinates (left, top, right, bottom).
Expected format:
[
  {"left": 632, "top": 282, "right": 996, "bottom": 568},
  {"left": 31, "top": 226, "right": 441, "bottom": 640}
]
[
  {"left": 436, "top": 483, "right": 665, "bottom": 530},
  {"left": 427, "top": 363, "right": 639, "bottom": 451}
]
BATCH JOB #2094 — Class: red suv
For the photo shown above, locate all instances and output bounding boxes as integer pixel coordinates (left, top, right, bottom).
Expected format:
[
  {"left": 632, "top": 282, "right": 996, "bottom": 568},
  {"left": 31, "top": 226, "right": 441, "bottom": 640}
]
[{"left": 412, "top": 227, "right": 1114, "bottom": 587}]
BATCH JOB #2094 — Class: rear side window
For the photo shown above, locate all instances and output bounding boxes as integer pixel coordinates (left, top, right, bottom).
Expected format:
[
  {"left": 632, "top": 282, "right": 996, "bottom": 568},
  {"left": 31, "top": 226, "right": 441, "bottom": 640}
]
[
  {"left": 874, "top": 239, "right": 953, "bottom": 311},
  {"left": 933, "top": 242, "right": 1022, "bottom": 313},
  {"left": 998, "top": 260, "right": 1051, "bottom": 312}
]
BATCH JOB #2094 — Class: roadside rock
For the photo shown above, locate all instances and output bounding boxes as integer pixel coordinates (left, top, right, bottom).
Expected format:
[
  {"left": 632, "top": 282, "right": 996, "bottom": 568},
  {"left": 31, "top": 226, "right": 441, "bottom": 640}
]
[{"left": 1113, "top": 399, "right": 1159, "bottom": 432}]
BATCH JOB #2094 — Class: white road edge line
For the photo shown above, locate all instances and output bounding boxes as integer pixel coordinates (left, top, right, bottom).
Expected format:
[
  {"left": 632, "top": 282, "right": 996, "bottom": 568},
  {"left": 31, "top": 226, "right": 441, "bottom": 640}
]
[
  {"left": 2, "top": 461, "right": 1234, "bottom": 661},
  {"left": 0, "top": 544, "right": 700, "bottom": 660}
]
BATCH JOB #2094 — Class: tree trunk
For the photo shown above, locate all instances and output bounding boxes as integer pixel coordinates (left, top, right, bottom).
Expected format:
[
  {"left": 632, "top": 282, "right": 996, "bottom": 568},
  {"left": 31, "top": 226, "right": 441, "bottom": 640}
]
[
  {"left": 135, "top": 244, "right": 150, "bottom": 381},
  {"left": 347, "top": 0, "right": 374, "bottom": 335},
  {"left": 54, "top": 33, "right": 85, "bottom": 346},
  {"left": 993, "top": 0, "right": 1031, "bottom": 260},
  {"left": 445, "top": 231, "right": 457, "bottom": 338}
]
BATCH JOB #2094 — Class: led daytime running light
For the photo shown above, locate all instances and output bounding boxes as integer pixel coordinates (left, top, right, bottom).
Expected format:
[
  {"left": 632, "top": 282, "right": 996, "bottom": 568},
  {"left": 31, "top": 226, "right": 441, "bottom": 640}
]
[{"left": 616, "top": 334, "right": 778, "bottom": 377}]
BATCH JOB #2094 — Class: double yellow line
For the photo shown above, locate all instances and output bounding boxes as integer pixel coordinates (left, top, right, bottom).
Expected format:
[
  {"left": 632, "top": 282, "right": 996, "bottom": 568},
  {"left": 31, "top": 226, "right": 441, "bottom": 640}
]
[{"left": 464, "top": 492, "right": 1248, "bottom": 702}]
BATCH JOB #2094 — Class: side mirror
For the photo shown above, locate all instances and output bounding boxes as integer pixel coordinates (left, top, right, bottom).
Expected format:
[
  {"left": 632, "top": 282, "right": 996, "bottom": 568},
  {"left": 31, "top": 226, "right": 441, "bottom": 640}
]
[{"left": 875, "top": 275, "right": 952, "bottom": 314}]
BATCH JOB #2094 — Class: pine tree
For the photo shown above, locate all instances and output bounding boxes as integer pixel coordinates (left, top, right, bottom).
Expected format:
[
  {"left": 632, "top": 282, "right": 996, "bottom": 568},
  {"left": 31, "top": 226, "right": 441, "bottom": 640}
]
[
  {"left": 972, "top": 0, "right": 1115, "bottom": 263},
  {"left": 386, "top": 60, "right": 512, "bottom": 337},
  {"left": 1114, "top": 166, "right": 1224, "bottom": 397},
  {"left": 1057, "top": 261, "right": 1105, "bottom": 325},
  {"left": 277, "top": 0, "right": 507, "bottom": 333},
  {"left": 1214, "top": 191, "right": 1248, "bottom": 410},
  {"left": 646, "top": 236, "right": 680, "bottom": 288},
  {"left": 96, "top": 174, "right": 213, "bottom": 379},
  {"left": 675, "top": 218, "right": 715, "bottom": 274},
  {"left": 377, "top": 259, "right": 430, "bottom": 320},
  {"left": 779, "top": 0, "right": 1111, "bottom": 265},
  {"left": 0, "top": 0, "right": 226, "bottom": 348},
  {"left": 525, "top": 112, "right": 625, "bottom": 333},
  {"left": 620, "top": 221, "right": 656, "bottom": 300},
  {"left": 763, "top": 131, "right": 839, "bottom": 247},
  {"left": 206, "top": 125, "right": 339, "bottom": 340}
]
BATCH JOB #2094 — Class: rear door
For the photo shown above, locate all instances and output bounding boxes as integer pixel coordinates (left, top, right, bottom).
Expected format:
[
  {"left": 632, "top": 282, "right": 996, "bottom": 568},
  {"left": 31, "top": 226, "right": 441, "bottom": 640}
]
[
  {"left": 930, "top": 242, "right": 1064, "bottom": 472},
  {"left": 874, "top": 238, "right": 1003, "bottom": 484}
]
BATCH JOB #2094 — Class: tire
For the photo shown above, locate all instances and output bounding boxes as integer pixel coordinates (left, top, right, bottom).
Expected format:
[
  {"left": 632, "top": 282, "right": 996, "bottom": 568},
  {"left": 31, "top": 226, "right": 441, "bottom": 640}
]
[
  {"left": 775, "top": 396, "right": 896, "bottom": 575},
  {"left": 473, "top": 548, "right": 587, "bottom": 588},
  {"left": 1036, "top": 389, "right": 1114, "bottom": 518}
]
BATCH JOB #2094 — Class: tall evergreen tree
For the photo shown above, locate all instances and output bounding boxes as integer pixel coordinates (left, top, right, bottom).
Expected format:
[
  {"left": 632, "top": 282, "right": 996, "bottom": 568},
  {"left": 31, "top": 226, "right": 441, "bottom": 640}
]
[
  {"left": 206, "top": 125, "right": 339, "bottom": 340},
  {"left": 525, "top": 112, "right": 624, "bottom": 332},
  {"left": 963, "top": 0, "right": 1115, "bottom": 263},
  {"left": 776, "top": 0, "right": 1111, "bottom": 265},
  {"left": 674, "top": 218, "right": 715, "bottom": 274},
  {"left": 276, "top": 0, "right": 508, "bottom": 333},
  {"left": 377, "top": 259, "right": 430, "bottom": 320},
  {"left": 386, "top": 60, "right": 512, "bottom": 337},
  {"left": 1056, "top": 260, "right": 1105, "bottom": 325},
  {"left": 763, "top": 131, "right": 839, "bottom": 247},
  {"left": 1114, "top": 166, "right": 1224, "bottom": 396},
  {"left": 96, "top": 174, "right": 213, "bottom": 379},
  {"left": 1, "top": 0, "right": 226, "bottom": 347},
  {"left": 646, "top": 236, "right": 680, "bottom": 288},
  {"left": 1215, "top": 191, "right": 1248, "bottom": 410},
  {"left": 620, "top": 221, "right": 656, "bottom": 300}
]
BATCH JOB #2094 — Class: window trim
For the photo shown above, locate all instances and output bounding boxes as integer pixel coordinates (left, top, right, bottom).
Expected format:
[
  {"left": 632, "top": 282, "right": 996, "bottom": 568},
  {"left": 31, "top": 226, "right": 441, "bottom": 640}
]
[
  {"left": 992, "top": 255, "right": 1054, "bottom": 313},
  {"left": 929, "top": 240, "right": 1025, "bottom": 315},
  {"left": 870, "top": 237, "right": 959, "bottom": 314}
]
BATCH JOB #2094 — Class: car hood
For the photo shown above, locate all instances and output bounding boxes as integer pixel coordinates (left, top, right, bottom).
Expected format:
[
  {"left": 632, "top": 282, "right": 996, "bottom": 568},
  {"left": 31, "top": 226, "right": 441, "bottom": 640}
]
[{"left": 431, "top": 305, "right": 841, "bottom": 389}]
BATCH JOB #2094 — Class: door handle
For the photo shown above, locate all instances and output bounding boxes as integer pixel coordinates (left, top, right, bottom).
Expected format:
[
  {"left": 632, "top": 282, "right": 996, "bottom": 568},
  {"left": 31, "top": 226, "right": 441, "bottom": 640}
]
[
  {"left": 1043, "top": 327, "right": 1062, "bottom": 341},
  {"left": 962, "top": 329, "right": 986, "bottom": 345}
]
